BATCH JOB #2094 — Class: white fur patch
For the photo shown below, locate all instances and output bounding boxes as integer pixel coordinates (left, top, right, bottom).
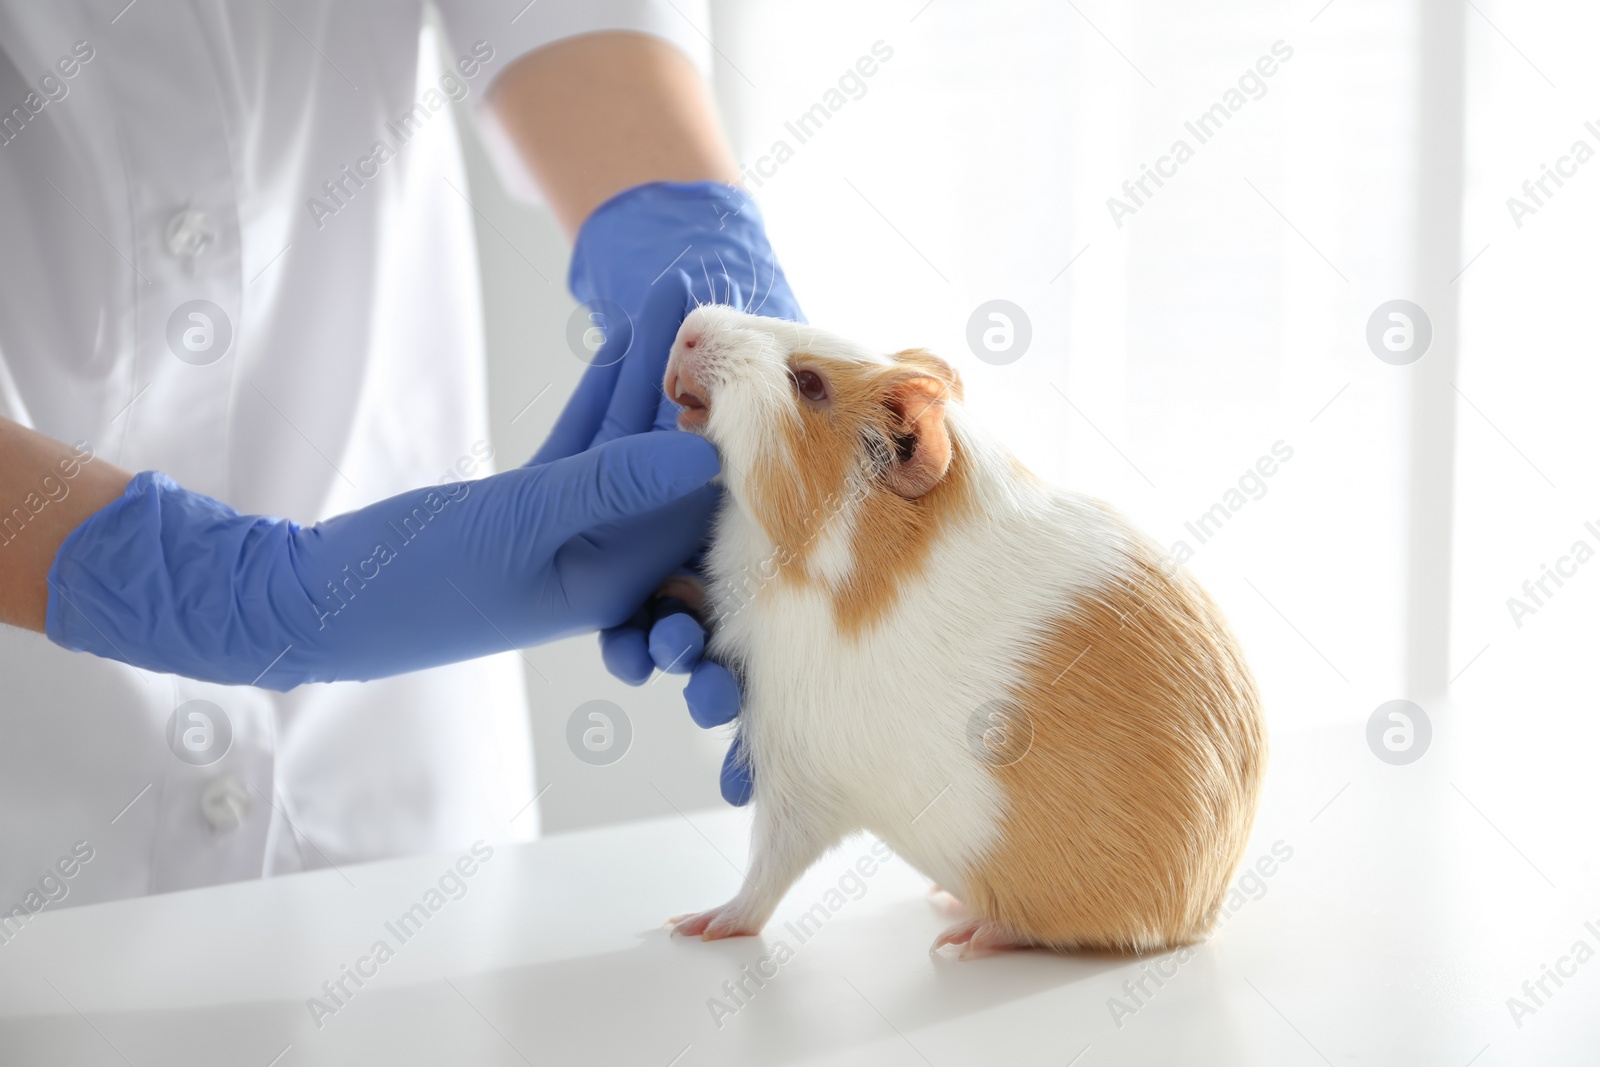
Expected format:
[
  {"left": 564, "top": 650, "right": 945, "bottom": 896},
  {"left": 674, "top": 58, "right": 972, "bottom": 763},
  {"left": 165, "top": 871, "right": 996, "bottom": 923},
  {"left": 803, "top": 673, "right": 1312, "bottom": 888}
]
[{"left": 804, "top": 478, "right": 861, "bottom": 590}]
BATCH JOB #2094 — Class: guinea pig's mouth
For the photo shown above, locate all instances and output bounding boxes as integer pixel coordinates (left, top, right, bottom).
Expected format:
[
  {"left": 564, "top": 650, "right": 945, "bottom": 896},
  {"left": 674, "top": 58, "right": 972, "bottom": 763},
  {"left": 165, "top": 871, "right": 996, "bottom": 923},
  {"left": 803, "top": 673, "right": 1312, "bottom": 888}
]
[{"left": 664, "top": 367, "right": 710, "bottom": 430}]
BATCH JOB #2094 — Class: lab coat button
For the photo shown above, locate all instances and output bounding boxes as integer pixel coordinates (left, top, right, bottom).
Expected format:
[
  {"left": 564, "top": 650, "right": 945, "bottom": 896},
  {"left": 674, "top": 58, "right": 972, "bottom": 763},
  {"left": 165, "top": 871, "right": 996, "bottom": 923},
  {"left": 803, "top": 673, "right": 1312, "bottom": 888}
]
[
  {"left": 164, "top": 209, "right": 213, "bottom": 261},
  {"left": 200, "top": 775, "right": 251, "bottom": 831}
]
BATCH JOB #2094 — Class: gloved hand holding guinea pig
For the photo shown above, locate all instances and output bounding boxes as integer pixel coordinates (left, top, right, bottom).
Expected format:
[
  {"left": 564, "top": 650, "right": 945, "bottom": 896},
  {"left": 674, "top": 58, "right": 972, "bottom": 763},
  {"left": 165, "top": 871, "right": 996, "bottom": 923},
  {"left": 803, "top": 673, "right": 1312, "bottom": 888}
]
[
  {"left": 652, "top": 305, "right": 1267, "bottom": 956},
  {"left": 571, "top": 182, "right": 806, "bottom": 807}
]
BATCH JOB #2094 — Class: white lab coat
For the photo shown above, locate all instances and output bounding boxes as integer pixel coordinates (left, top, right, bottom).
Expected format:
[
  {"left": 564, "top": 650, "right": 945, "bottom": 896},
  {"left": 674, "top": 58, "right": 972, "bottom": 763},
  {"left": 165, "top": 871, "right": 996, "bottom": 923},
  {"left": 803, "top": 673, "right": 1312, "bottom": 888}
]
[{"left": 0, "top": 0, "right": 708, "bottom": 908}]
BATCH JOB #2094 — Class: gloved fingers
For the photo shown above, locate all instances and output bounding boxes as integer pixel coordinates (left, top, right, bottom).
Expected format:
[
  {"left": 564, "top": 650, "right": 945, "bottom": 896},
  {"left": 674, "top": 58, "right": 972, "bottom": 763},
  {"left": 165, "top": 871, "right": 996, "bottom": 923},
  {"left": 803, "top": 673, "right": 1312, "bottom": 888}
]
[
  {"left": 647, "top": 612, "right": 705, "bottom": 674},
  {"left": 720, "top": 735, "right": 754, "bottom": 807},
  {"left": 530, "top": 431, "right": 720, "bottom": 547},
  {"left": 599, "top": 625, "right": 653, "bottom": 686},
  {"left": 592, "top": 272, "right": 699, "bottom": 448},
  {"left": 684, "top": 659, "right": 741, "bottom": 729},
  {"left": 526, "top": 322, "right": 633, "bottom": 467}
]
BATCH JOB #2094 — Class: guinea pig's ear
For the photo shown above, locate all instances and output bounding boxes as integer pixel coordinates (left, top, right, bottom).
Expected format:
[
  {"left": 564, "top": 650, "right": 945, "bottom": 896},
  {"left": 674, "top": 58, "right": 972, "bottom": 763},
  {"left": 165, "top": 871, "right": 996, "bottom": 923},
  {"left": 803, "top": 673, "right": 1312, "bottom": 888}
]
[
  {"left": 880, "top": 372, "right": 954, "bottom": 499},
  {"left": 891, "top": 349, "right": 964, "bottom": 402}
]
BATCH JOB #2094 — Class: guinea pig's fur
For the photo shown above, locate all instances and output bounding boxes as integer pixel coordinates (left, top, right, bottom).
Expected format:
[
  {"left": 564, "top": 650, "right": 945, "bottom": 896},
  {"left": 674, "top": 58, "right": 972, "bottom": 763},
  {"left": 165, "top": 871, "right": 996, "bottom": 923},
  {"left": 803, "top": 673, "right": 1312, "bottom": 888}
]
[{"left": 662, "top": 306, "right": 1266, "bottom": 955}]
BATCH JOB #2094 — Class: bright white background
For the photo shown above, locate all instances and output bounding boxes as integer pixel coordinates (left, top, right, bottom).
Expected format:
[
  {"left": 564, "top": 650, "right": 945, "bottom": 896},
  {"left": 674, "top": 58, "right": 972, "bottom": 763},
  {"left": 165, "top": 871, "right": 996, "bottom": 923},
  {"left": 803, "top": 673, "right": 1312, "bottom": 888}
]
[
  {"left": 453, "top": 0, "right": 1599, "bottom": 833},
  {"left": 4, "top": 8, "right": 1598, "bottom": 1065}
]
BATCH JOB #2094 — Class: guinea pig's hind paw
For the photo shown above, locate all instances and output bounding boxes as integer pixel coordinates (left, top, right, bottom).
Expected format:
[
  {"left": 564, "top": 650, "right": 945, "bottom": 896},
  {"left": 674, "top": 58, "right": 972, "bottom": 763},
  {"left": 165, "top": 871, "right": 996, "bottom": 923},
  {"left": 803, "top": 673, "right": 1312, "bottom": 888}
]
[
  {"left": 667, "top": 904, "right": 760, "bottom": 941},
  {"left": 930, "top": 919, "right": 1030, "bottom": 960}
]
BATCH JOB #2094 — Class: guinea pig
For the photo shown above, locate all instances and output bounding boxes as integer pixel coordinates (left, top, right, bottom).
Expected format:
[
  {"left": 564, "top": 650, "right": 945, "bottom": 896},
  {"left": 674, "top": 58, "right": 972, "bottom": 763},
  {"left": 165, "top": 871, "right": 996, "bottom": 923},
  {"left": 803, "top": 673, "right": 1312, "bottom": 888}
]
[{"left": 660, "top": 306, "right": 1266, "bottom": 955}]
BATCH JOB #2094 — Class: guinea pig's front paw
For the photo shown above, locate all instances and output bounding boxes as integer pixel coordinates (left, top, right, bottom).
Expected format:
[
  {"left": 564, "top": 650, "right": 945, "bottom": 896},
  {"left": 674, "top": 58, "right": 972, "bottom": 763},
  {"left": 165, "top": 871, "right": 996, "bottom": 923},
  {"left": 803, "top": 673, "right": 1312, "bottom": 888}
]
[{"left": 666, "top": 901, "right": 762, "bottom": 941}]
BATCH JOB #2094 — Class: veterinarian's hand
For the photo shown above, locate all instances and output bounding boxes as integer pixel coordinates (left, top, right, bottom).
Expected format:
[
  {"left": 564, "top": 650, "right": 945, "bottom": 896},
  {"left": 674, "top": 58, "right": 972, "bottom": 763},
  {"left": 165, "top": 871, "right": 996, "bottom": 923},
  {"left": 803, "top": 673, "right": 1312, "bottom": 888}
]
[
  {"left": 560, "top": 181, "right": 804, "bottom": 807},
  {"left": 45, "top": 430, "right": 720, "bottom": 690},
  {"left": 602, "top": 599, "right": 751, "bottom": 805},
  {"left": 564, "top": 180, "right": 805, "bottom": 433}
]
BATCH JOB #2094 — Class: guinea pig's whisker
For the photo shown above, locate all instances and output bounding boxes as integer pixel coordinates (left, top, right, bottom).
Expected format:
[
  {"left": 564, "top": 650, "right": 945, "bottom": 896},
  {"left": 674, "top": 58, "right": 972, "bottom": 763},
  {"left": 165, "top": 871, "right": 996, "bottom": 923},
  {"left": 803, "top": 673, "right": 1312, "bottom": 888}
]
[
  {"left": 748, "top": 374, "right": 782, "bottom": 411},
  {"left": 750, "top": 257, "right": 777, "bottom": 316},
  {"left": 700, "top": 257, "right": 718, "bottom": 306},
  {"left": 743, "top": 255, "right": 759, "bottom": 313},
  {"left": 713, "top": 251, "right": 731, "bottom": 306}
]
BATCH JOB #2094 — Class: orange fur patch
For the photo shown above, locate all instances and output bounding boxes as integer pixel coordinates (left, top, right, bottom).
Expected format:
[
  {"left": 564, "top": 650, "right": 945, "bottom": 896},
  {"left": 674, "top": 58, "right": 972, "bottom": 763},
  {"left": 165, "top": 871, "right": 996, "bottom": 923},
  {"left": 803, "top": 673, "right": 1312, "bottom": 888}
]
[
  {"left": 746, "top": 351, "right": 973, "bottom": 636},
  {"left": 833, "top": 438, "right": 970, "bottom": 636},
  {"left": 961, "top": 534, "right": 1267, "bottom": 952}
]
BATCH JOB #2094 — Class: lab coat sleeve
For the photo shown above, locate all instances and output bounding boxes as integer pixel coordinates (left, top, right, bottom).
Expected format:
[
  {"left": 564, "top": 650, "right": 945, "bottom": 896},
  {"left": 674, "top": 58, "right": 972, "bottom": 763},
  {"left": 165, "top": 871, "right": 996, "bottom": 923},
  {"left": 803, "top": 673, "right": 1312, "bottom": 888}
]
[{"left": 433, "top": 0, "right": 715, "bottom": 203}]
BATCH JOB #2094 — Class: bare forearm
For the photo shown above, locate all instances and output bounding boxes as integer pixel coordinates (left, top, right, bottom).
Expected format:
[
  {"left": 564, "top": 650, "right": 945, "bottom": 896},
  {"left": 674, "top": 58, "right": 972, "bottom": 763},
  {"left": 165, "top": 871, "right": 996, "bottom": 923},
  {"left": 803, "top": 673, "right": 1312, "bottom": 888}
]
[
  {"left": 0, "top": 418, "right": 132, "bottom": 631},
  {"left": 489, "top": 31, "right": 739, "bottom": 237}
]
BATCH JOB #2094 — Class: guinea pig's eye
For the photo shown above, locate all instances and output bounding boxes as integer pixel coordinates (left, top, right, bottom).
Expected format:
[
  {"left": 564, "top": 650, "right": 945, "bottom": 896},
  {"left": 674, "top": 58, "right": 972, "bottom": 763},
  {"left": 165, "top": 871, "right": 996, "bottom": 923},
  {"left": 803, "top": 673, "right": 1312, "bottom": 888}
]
[{"left": 791, "top": 368, "right": 828, "bottom": 403}]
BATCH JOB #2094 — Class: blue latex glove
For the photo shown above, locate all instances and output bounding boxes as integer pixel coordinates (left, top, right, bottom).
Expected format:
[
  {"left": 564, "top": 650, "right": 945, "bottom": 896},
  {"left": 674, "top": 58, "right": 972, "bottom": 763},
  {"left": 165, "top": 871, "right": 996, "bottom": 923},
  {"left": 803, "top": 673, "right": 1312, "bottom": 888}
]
[
  {"left": 45, "top": 398, "right": 721, "bottom": 689},
  {"left": 564, "top": 181, "right": 805, "bottom": 805}
]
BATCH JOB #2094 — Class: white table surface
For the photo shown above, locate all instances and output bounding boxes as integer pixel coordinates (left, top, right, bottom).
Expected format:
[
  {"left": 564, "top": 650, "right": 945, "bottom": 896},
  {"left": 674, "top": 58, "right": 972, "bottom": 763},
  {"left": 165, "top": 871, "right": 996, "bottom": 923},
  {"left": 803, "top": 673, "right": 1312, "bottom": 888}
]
[{"left": 2, "top": 705, "right": 1596, "bottom": 1067}]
